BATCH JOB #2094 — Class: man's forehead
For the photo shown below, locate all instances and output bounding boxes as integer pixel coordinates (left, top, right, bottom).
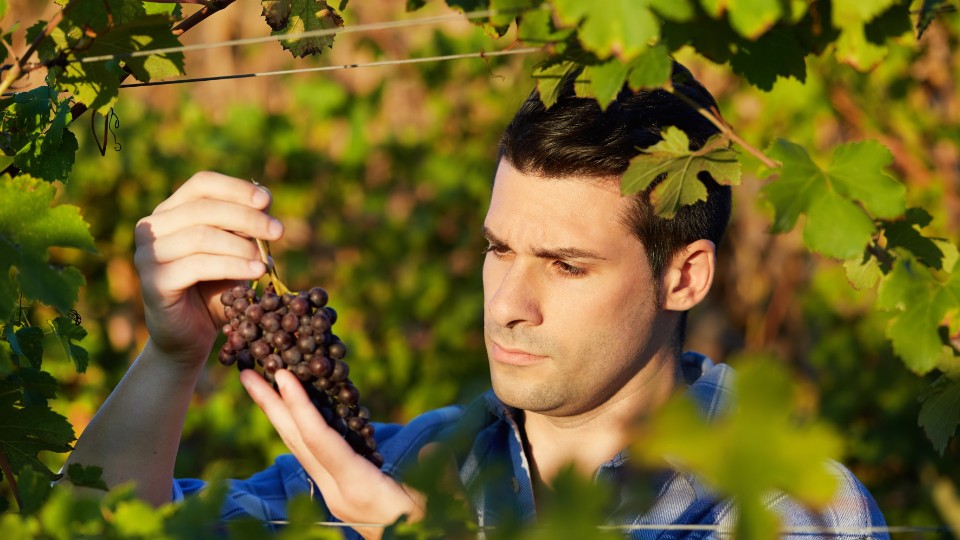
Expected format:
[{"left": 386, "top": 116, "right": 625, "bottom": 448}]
[{"left": 485, "top": 161, "right": 637, "bottom": 249}]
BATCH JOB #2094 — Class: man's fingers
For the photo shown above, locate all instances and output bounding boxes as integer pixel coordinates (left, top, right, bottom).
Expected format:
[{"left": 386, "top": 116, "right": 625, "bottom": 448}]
[
  {"left": 148, "top": 225, "right": 260, "bottom": 264},
  {"left": 137, "top": 200, "right": 283, "bottom": 245},
  {"left": 273, "top": 370, "right": 372, "bottom": 475},
  {"left": 139, "top": 254, "right": 265, "bottom": 298},
  {"left": 154, "top": 172, "right": 271, "bottom": 214},
  {"left": 239, "top": 371, "right": 336, "bottom": 486}
]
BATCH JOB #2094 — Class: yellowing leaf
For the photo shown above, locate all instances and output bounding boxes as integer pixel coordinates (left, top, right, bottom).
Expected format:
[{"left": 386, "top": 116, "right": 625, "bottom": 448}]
[
  {"left": 261, "top": 0, "right": 344, "bottom": 58},
  {"left": 552, "top": 0, "right": 660, "bottom": 60},
  {"left": 622, "top": 127, "right": 741, "bottom": 218}
]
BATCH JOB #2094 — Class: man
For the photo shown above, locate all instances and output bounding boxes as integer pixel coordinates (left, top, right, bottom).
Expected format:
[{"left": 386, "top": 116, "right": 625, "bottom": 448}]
[{"left": 62, "top": 68, "right": 887, "bottom": 538}]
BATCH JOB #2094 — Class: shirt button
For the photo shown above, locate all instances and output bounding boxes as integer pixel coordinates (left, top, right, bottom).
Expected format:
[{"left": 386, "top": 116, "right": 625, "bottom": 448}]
[{"left": 510, "top": 477, "right": 520, "bottom": 493}]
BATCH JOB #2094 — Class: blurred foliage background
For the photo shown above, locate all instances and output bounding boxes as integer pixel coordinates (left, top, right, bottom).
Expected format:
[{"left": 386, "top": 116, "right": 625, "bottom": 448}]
[{"left": 4, "top": 0, "right": 959, "bottom": 530}]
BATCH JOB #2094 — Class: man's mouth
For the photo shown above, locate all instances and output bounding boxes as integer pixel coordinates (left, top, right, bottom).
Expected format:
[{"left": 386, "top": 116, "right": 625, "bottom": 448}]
[{"left": 489, "top": 340, "right": 548, "bottom": 366}]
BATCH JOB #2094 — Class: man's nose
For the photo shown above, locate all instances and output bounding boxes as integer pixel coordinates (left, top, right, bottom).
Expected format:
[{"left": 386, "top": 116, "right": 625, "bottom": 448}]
[{"left": 486, "top": 259, "right": 543, "bottom": 329}]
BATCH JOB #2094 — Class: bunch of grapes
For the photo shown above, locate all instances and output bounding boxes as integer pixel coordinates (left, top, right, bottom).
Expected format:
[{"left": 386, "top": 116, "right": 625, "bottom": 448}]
[{"left": 218, "top": 283, "right": 383, "bottom": 467}]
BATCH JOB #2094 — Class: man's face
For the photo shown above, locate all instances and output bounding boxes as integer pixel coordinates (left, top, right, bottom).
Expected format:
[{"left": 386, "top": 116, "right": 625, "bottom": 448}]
[{"left": 482, "top": 161, "right": 673, "bottom": 417}]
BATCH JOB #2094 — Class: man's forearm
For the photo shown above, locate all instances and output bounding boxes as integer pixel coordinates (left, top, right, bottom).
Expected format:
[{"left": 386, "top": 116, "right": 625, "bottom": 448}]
[{"left": 59, "top": 339, "right": 206, "bottom": 506}]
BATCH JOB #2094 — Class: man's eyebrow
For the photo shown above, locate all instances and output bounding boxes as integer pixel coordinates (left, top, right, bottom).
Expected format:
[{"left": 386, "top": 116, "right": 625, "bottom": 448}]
[{"left": 481, "top": 226, "right": 608, "bottom": 260}]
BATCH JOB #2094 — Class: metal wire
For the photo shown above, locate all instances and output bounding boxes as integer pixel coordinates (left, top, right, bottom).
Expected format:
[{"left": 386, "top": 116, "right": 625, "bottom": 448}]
[
  {"left": 118, "top": 47, "right": 542, "bottom": 89},
  {"left": 261, "top": 520, "right": 949, "bottom": 535},
  {"left": 78, "top": 8, "right": 529, "bottom": 65}
]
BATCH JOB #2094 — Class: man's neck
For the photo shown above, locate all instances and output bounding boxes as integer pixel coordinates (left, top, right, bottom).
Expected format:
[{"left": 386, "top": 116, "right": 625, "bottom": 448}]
[{"left": 520, "top": 352, "right": 684, "bottom": 488}]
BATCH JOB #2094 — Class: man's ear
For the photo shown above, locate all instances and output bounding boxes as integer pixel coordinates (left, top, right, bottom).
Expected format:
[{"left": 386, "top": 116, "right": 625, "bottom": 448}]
[{"left": 660, "top": 239, "right": 716, "bottom": 312}]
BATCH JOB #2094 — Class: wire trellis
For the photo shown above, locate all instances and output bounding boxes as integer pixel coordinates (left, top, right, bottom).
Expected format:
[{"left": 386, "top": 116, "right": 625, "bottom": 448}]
[
  {"left": 261, "top": 520, "right": 950, "bottom": 536},
  {"left": 77, "top": 8, "right": 534, "bottom": 65},
  {"left": 118, "top": 47, "right": 542, "bottom": 89}
]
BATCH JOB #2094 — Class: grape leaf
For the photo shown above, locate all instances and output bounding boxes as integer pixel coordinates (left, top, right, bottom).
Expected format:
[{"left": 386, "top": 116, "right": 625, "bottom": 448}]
[
  {"left": 831, "top": 0, "right": 898, "bottom": 70},
  {"left": 0, "top": 0, "right": 7, "bottom": 20},
  {"left": 18, "top": 466, "right": 53, "bottom": 515},
  {"left": 844, "top": 252, "right": 882, "bottom": 290},
  {"left": 533, "top": 60, "right": 577, "bottom": 109},
  {"left": 518, "top": 7, "right": 574, "bottom": 43},
  {"left": 66, "top": 463, "right": 108, "bottom": 491},
  {"left": 864, "top": 2, "right": 912, "bottom": 44},
  {"left": 96, "top": 17, "right": 187, "bottom": 83},
  {"left": 13, "top": 100, "right": 78, "bottom": 183},
  {"left": 585, "top": 59, "right": 629, "bottom": 110},
  {"left": 552, "top": 0, "right": 659, "bottom": 60},
  {"left": 52, "top": 317, "right": 89, "bottom": 374},
  {"left": 625, "top": 44, "right": 672, "bottom": 90},
  {"left": 762, "top": 139, "right": 905, "bottom": 259},
  {"left": 919, "top": 375, "right": 960, "bottom": 454},
  {"left": 661, "top": 11, "right": 739, "bottom": 63},
  {"left": 144, "top": 1, "right": 183, "bottom": 19},
  {"left": 877, "top": 254, "right": 960, "bottom": 374},
  {"left": 622, "top": 128, "right": 741, "bottom": 218},
  {"left": 0, "top": 86, "right": 56, "bottom": 157},
  {"left": 730, "top": 27, "right": 806, "bottom": 90},
  {"left": 881, "top": 208, "right": 945, "bottom": 270},
  {"left": 18, "top": 368, "right": 60, "bottom": 407},
  {"left": 0, "top": 404, "right": 75, "bottom": 475},
  {"left": 9, "top": 326, "right": 45, "bottom": 369},
  {"left": 639, "top": 360, "right": 842, "bottom": 540},
  {"left": 726, "top": 0, "right": 786, "bottom": 38},
  {"left": 0, "top": 175, "right": 97, "bottom": 322},
  {"left": 651, "top": 0, "right": 694, "bottom": 22},
  {"left": 261, "top": 0, "right": 344, "bottom": 58}
]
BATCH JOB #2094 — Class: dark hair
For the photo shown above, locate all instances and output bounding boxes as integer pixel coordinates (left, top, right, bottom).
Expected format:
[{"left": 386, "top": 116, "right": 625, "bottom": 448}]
[{"left": 497, "top": 63, "right": 732, "bottom": 347}]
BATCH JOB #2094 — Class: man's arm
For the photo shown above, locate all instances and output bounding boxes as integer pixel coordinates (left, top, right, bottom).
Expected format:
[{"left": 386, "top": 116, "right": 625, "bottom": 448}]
[{"left": 58, "top": 172, "right": 278, "bottom": 505}]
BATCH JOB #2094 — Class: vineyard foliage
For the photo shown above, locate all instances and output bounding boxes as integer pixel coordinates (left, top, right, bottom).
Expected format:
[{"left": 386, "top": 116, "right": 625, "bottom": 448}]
[{"left": 0, "top": 0, "right": 959, "bottom": 537}]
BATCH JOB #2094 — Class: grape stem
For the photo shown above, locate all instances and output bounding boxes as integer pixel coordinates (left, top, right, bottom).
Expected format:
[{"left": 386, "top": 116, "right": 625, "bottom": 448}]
[{"left": 251, "top": 180, "right": 293, "bottom": 296}]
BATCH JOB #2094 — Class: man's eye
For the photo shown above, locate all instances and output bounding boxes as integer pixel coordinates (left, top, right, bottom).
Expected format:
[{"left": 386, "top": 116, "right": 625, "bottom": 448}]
[
  {"left": 555, "top": 261, "right": 586, "bottom": 276},
  {"left": 482, "top": 245, "right": 509, "bottom": 257}
]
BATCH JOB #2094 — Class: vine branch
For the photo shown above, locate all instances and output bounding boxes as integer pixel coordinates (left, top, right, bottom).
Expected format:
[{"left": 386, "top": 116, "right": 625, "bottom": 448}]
[
  {"left": 0, "top": 7, "right": 68, "bottom": 96},
  {"left": 665, "top": 83, "right": 779, "bottom": 169},
  {"left": 0, "top": 446, "right": 22, "bottom": 511}
]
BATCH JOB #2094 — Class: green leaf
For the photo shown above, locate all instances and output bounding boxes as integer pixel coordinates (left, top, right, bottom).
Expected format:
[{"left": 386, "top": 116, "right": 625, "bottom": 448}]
[
  {"left": 19, "top": 368, "right": 60, "bottom": 406},
  {"left": 0, "top": 86, "right": 56, "bottom": 157},
  {"left": 552, "top": 0, "right": 660, "bottom": 60},
  {"left": 66, "top": 463, "right": 108, "bottom": 491},
  {"left": 881, "top": 208, "right": 945, "bottom": 270},
  {"left": 919, "top": 375, "right": 960, "bottom": 454},
  {"left": 52, "top": 317, "right": 88, "bottom": 373},
  {"left": 762, "top": 139, "right": 905, "bottom": 259},
  {"left": 0, "top": 404, "right": 75, "bottom": 474},
  {"left": 13, "top": 100, "right": 78, "bottom": 183},
  {"left": 261, "top": 0, "right": 345, "bottom": 58},
  {"left": 843, "top": 253, "right": 882, "bottom": 290},
  {"left": 622, "top": 128, "right": 741, "bottom": 218},
  {"left": 0, "top": 175, "right": 96, "bottom": 321},
  {"left": 804, "top": 188, "right": 876, "bottom": 259},
  {"left": 661, "top": 12, "right": 739, "bottom": 63},
  {"left": 640, "top": 359, "right": 842, "bottom": 540},
  {"left": 730, "top": 27, "right": 806, "bottom": 91},
  {"left": 113, "top": 498, "right": 165, "bottom": 536},
  {"left": 0, "top": 0, "right": 7, "bottom": 20},
  {"left": 831, "top": 0, "right": 899, "bottom": 70},
  {"left": 651, "top": 0, "right": 694, "bottom": 21},
  {"left": 585, "top": 59, "right": 629, "bottom": 110},
  {"left": 0, "top": 340, "right": 14, "bottom": 378},
  {"left": 518, "top": 7, "right": 574, "bottom": 42},
  {"left": 533, "top": 60, "right": 577, "bottom": 109},
  {"left": 876, "top": 255, "right": 960, "bottom": 374},
  {"left": 625, "top": 44, "right": 672, "bottom": 90},
  {"left": 726, "top": 0, "right": 786, "bottom": 38},
  {"left": 144, "top": 1, "right": 183, "bottom": 19},
  {"left": 18, "top": 466, "right": 53, "bottom": 515},
  {"left": 97, "top": 17, "right": 187, "bottom": 83},
  {"left": 8, "top": 326, "right": 44, "bottom": 368}
]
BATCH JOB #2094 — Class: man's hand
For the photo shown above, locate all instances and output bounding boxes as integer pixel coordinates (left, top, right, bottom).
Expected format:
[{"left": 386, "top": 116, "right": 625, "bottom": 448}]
[
  {"left": 134, "top": 172, "right": 283, "bottom": 365},
  {"left": 242, "top": 369, "right": 425, "bottom": 539}
]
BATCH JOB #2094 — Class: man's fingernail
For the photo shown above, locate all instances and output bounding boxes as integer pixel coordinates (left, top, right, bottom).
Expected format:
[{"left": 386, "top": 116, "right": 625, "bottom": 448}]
[
  {"left": 268, "top": 219, "right": 283, "bottom": 237},
  {"left": 253, "top": 187, "right": 270, "bottom": 206}
]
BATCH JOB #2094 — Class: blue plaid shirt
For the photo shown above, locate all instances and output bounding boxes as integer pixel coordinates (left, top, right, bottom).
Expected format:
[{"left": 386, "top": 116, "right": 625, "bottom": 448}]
[{"left": 173, "top": 353, "right": 888, "bottom": 538}]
